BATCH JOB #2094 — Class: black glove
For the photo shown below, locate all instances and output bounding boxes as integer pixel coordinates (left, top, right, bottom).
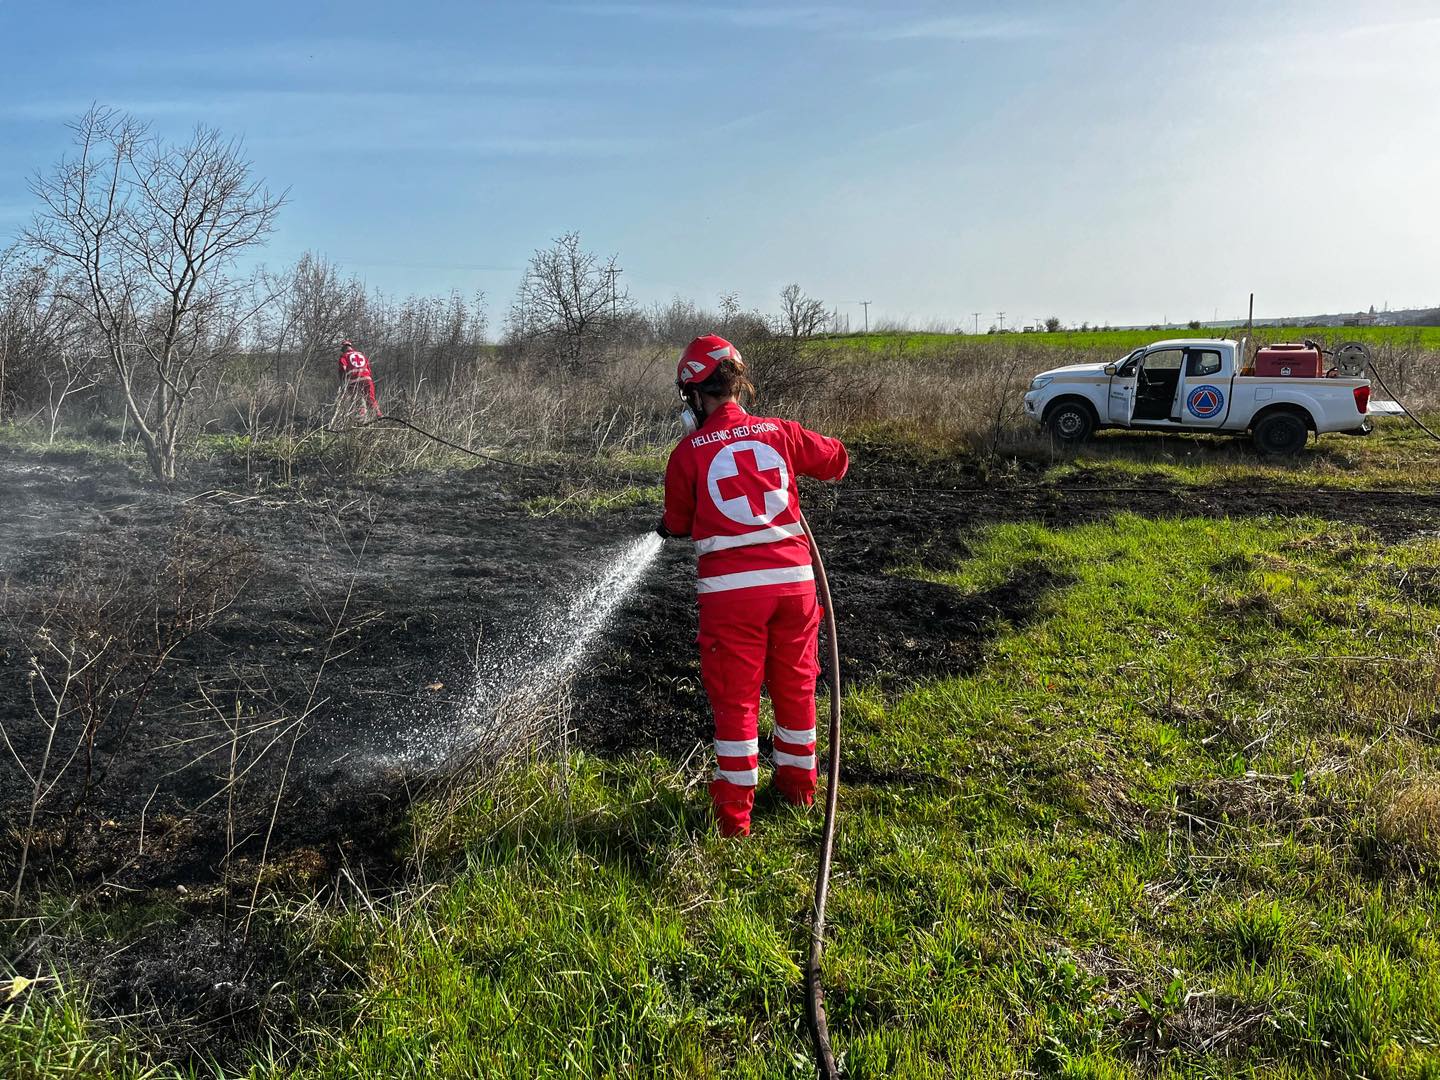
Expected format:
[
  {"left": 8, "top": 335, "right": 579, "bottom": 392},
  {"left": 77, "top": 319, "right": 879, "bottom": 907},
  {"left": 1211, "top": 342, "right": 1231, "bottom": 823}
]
[{"left": 655, "top": 518, "right": 688, "bottom": 540}]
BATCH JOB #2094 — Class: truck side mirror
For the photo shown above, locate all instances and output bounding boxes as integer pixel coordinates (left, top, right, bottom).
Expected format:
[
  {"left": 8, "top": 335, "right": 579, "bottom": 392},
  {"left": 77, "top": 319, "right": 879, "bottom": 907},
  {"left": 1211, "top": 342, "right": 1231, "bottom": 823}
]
[{"left": 1103, "top": 364, "right": 1118, "bottom": 376}]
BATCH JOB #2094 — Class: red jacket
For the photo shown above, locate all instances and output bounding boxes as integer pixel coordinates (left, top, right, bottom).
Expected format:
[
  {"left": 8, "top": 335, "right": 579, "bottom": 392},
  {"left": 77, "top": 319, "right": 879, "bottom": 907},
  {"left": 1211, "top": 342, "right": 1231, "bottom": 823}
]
[
  {"left": 662, "top": 402, "right": 848, "bottom": 596},
  {"left": 339, "top": 349, "right": 373, "bottom": 381}
]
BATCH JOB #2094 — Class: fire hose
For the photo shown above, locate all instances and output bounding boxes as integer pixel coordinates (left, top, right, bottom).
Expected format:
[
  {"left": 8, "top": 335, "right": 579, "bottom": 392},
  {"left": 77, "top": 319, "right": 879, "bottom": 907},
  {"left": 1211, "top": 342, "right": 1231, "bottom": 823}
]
[
  {"left": 340, "top": 411, "right": 845, "bottom": 1071},
  {"left": 326, "top": 413, "right": 542, "bottom": 472},
  {"left": 1365, "top": 362, "right": 1440, "bottom": 444},
  {"left": 799, "top": 511, "right": 842, "bottom": 1080}
]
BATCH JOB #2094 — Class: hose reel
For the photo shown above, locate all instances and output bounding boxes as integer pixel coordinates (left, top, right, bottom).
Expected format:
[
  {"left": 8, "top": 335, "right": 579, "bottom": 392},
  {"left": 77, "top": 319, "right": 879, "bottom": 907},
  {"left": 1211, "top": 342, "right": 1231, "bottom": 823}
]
[{"left": 1332, "top": 341, "right": 1372, "bottom": 378}]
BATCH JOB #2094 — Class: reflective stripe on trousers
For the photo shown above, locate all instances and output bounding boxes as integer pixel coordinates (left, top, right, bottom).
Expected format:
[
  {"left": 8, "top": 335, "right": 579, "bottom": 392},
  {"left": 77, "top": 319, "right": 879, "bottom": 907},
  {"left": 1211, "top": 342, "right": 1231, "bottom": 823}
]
[{"left": 697, "top": 564, "right": 814, "bottom": 595}]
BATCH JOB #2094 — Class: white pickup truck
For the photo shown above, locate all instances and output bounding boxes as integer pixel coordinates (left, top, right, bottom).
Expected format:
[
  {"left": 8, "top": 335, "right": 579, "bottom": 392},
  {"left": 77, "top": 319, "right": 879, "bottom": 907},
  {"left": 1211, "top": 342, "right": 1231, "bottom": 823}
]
[{"left": 1022, "top": 337, "right": 1374, "bottom": 454}]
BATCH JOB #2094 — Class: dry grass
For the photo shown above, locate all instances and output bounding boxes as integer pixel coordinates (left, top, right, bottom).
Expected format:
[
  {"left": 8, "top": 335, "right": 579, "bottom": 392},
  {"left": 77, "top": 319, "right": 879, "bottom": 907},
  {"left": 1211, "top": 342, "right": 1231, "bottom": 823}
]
[
  {"left": 1377, "top": 776, "right": 1440, "bottom": 864},
  {"left": 197, "top": 334, "right": 1054, "bottom": 471},
  {"left": 34, "top": 328, "right": 1440, "bottom": 481}
]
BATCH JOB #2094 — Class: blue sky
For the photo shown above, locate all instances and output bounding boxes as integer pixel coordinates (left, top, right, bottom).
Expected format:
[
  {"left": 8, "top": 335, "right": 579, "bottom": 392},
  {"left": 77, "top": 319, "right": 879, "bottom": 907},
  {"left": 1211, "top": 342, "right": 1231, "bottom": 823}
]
[{"left": 2, "top": 0, "right": 1437, "bottom": 328}]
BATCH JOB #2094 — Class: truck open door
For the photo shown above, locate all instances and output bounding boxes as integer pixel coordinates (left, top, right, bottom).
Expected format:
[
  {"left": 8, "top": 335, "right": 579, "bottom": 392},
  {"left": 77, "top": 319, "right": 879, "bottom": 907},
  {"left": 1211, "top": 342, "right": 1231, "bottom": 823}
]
[
  {"left": 1175, "top": 346, "right": 1232, "bottom": 429},
  {"left": 1106, "top": 349, "right": 1142, "bottom": 426},
  {"left": 1128, "top": 347, "right": 1186, "bottom": 426}
]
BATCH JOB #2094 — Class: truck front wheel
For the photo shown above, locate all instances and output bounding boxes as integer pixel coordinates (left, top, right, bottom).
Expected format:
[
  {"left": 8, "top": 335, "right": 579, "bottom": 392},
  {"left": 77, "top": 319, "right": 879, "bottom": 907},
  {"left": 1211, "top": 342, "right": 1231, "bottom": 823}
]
[
  {"left": 1046, "top": 401, "right": 1095, "bottom": 444},
  {"left": 1252, "top": 411, "right": 1309, "bottom": 456}
]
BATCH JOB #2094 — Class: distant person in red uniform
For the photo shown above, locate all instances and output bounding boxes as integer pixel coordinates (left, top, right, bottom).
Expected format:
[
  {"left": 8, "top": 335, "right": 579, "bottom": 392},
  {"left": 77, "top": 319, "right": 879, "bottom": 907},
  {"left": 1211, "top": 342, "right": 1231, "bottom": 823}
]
[
  {"left": 337, "top": 339, "right": 381, "bottom": 419},
  {"left": 659, "top": 335, "right": 848, "bottom": 837}
]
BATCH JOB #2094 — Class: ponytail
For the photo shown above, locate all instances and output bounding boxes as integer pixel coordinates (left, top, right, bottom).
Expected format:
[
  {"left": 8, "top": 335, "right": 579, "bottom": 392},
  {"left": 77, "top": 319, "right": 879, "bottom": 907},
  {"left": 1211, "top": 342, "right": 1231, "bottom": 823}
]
[{"left": 696, "top": 357, "right": 756, "bottom": 406}]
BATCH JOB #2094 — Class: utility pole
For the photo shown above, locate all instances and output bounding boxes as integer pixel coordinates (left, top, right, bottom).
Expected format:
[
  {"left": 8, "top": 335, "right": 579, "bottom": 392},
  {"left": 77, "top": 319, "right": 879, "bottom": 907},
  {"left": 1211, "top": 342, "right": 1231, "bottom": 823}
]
[
  {"left": 972, "top": 312, "right": 981, "bottom": 335},
  {"left": 606, "top": 265, "right": 624, "bottom": 320},
  {"left": 996, "top": 311, "right": 1006, "bottom": 332},
  {"left": 859, "top": 300, "right": 871, "bottom": 334}
]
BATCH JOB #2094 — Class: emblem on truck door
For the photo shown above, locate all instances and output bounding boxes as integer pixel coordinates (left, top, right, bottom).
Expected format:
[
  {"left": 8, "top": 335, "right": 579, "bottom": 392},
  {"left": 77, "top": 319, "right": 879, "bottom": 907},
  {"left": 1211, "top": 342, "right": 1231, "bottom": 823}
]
[{"left": 1186, "top": 385, "right": 1224, "bottom": 419}]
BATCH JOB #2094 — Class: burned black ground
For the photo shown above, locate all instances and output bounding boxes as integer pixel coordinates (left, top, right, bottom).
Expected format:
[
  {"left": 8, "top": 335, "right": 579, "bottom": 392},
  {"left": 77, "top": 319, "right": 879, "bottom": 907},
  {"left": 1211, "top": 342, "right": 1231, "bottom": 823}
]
[{"left": 5, "top": 442, "right": 1440, "bottom": 883}]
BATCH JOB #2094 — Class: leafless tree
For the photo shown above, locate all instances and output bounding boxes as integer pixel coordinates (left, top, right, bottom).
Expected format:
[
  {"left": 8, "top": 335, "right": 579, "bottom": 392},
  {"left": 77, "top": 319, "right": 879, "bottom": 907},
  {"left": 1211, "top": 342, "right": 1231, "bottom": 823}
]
[
  {"left": 719, "top": 291, "right": 741, "bottom": 331},
  {"left": 0, "top": 250, "right": 104, "bottom": 439},
  {"left": 24, "top": 107, "right": 284, "bottom": 478},
  {"left": 35, "top": 339, "right": 103, "bottom": 446},
  {"left": 0, "top": 247, "right": 24, "bottom": 418},
  {"left": 430, "top": 289, "right": 488, "bottom": 387},
  {"left": 261, "top": 252, "right": 365, "bottom": 423},
  {"left": 506, "top": 232, "right": 628, "bottom": 365},
  {"left": 779, "top": 283, "right": 829, "bottom": 341},
  {"left": 0, "top": 251, "right": 49, "bottom": 422},
  {"left": 647, "top": 296, "right": 716, "bottom": 347}
]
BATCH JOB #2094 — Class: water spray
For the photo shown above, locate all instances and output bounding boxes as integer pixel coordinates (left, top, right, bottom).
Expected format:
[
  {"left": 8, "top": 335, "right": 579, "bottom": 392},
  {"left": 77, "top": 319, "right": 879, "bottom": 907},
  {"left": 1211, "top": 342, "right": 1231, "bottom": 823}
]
[
  {"left": 457, "top": 531, "right": 663, "bottom": 747},
  {"left": 376, "top": 533, "right": 663, "bottom": 772}
]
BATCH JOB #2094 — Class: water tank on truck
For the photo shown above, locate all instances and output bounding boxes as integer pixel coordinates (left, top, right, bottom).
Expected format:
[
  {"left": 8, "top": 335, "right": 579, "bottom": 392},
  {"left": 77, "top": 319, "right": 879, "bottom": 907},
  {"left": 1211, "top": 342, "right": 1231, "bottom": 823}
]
[{"left": 1254, "top": 342, "right": 1325, "bottom": 378}]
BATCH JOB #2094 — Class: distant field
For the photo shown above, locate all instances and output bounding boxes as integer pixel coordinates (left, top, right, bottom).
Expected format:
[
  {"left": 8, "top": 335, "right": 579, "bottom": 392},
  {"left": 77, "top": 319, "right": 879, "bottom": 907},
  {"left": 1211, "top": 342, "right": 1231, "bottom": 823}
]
[{"left": 814, "top": 324, "right": 1440, "bottom": 357}]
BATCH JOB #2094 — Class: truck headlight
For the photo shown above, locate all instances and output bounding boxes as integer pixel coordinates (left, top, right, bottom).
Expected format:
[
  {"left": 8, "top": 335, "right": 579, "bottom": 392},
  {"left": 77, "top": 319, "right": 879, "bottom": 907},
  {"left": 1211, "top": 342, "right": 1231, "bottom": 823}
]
[{"left": 1029, "top": 375, "right": 1053, "bottom": 391}]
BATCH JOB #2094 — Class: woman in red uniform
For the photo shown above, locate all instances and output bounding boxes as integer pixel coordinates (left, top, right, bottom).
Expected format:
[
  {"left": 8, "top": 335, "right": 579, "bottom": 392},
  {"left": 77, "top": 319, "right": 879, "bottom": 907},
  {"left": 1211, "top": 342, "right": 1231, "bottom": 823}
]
[
  {"left": 337, "top": 339, "right": 382, "bottom": 419},
  {"left": 659, "top": 335, "right": 848, "bottom": 836}
]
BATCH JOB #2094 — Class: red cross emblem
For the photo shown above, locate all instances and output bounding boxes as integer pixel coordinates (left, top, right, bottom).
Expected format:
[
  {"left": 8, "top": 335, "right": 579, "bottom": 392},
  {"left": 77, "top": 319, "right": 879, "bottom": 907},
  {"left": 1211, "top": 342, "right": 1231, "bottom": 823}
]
[
  {"left": 707, "top": 440, "right": 790, "bottom": 525},
  {"left": 717, "top": 447, "right": 783, "bottom": 518}
]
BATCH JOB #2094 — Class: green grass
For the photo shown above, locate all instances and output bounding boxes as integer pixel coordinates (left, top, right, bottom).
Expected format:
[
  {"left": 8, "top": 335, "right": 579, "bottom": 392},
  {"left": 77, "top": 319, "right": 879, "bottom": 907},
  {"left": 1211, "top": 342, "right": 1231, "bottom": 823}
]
[
  {"left": 277, "top": 513, "right": 1439, "bottom": 1077},
  {"left": 813, "top": 324, "right": 1440, "bottom": 358},
  {"left": 2, "top": 977, "right": 166, "bottom": 1080},
  {"left": 0, "top": 424, "right": 144, "bottom": 465},
  {"left": 1042, "top": 416, "right": 1440, "bottom": 490},
  {"left": 522, "top": 483, "right": 664, "bottom": 517}
]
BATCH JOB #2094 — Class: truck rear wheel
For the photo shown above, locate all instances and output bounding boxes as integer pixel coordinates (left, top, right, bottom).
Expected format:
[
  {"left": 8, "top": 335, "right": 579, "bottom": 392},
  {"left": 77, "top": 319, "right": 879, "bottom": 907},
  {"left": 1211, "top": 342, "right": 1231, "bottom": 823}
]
[
  {"left": 1046, "top": 401, "right": 1095, "bottom": 444},
  {"left": 1252, "top": 411, "right": 1309, "bottom": 456}
]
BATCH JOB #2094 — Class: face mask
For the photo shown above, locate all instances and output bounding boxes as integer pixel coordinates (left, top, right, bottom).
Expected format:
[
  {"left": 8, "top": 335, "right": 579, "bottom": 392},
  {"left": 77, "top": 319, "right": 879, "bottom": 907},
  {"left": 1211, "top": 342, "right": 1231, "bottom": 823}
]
[{"left": 680, "top": 405, "right": 699, "bottom": 434}]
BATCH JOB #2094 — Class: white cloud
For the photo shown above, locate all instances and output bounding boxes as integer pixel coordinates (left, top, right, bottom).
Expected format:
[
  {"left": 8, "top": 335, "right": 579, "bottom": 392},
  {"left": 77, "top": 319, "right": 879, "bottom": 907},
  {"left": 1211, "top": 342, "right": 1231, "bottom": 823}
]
[
  {"left": 2, "top": 89, "right": 653, "bottom": 160},
  {"left": 1, "top": 98, "right": 246, "bottom": 121},
  {"left": 557, "top": 2, "right": 861, "bottom": 29},
  {"left": 93, "top": 40, "right": 679, "bottom": 89},
  {"left": 250, "top": 129, "right": 651, "bottom": 159},
  {"left": 873, "top": 14, "right": 1055, "bottom": 42},
  {"left": 561, "top": 2, "right": 1055, "bottom": 41},
  {"left": 1334, "top": 12, "right": 1440, "bottom": 39}
]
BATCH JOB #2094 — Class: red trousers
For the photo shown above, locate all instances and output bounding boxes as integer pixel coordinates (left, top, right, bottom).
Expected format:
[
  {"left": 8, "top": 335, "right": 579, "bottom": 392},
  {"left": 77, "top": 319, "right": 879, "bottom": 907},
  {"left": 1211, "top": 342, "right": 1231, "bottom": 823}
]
[
  {"left": 345, "top": 376, "right": 381, "bottom": 418},
  {"left": 699, "top": 589, "right": 821, "bottom": 837}
]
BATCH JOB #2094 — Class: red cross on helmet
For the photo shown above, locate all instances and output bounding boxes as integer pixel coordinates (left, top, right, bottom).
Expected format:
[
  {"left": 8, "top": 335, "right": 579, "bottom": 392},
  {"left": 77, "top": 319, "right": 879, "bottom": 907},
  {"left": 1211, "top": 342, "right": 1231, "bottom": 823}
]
[{"left": 677, "top": 334, "right": 743, "bottom": 388}]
